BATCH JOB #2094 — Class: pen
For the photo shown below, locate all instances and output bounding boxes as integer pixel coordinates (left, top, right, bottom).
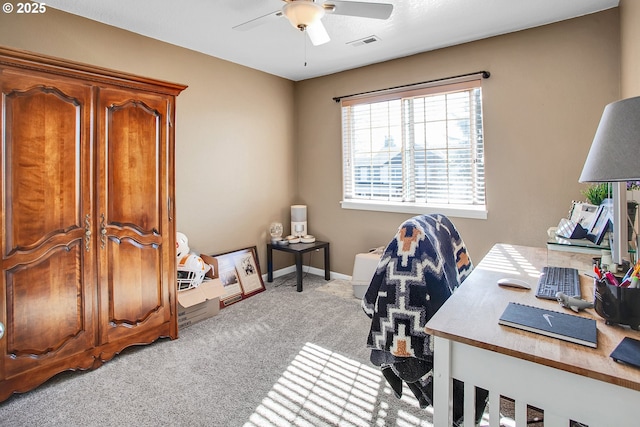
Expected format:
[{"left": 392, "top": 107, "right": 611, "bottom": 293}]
[
  {"left": 593, "top": 265, "right": 603, "bottom": 279},
  {"left": 605, "top": 271, "right": 620, "bottom": 286}
]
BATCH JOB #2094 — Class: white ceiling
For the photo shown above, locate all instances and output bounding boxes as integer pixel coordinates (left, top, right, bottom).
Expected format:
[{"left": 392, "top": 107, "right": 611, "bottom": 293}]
[{"left": 44, "top": 0, "right": 619, "bottom": 82}]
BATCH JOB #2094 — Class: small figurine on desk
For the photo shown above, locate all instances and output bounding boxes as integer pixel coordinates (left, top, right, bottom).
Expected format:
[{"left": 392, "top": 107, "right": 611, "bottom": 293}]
[{"left": 556, "top": 292, "right": 594, "bottom": 313}]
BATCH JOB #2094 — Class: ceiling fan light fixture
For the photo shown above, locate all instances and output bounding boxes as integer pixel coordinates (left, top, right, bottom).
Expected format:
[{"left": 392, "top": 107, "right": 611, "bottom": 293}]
[{"left": 283, "top": 0, "right": 325, "bottom": 30}]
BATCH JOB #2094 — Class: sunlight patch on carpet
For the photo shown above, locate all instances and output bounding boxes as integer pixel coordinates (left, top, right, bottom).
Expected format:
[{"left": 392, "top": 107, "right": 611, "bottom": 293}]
[
  {"left": 315, "top": 279, "right": 358, "bottom": 300},
  {"left": 244, "top": 343, "right": 433, "bottom": 427}
]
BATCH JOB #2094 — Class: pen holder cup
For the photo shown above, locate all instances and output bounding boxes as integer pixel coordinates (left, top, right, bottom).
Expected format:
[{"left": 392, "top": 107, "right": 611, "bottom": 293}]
[{"left": 594, "top": 278, "right": 640, "bottom": 330}]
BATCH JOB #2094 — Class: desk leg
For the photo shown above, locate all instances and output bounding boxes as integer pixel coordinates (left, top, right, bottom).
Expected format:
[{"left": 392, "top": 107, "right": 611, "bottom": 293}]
[
  {"left": 324, "top": 245, "right": 330, "bottom": 281},
  {"left": 295, "top": 253, "right": 303, "bottom": 292},
  {"left": 267, "top": 245, "right": 273, "bottom": 283},
  {"left": 433, "top": 336, "right": 453, "bottom": 427}
]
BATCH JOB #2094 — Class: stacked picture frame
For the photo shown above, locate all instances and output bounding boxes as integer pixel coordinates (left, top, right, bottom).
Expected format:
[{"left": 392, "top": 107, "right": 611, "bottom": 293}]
[
  {"left": 569, "top": 201, "right": 611, "bottom": 245},
  {"left": 201, "top": 246, "right": 266, "bottom": 308}
]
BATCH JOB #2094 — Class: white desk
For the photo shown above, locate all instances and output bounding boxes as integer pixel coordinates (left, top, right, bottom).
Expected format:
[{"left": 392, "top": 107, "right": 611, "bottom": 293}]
[{"left": 425, "top": 244, "right": 640, "bottom": 427}]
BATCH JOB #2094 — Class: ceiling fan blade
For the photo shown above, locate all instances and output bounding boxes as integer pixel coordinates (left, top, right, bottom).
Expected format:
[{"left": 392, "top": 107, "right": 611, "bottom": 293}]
[
  {"left": 233, "top": 10, "right": 283, "bottom": 31},
  {"left": 306, "top": 21, "right": 330, "bottom": 46},
  {"left": 324, "top": 1, "right": 393, "bottom": 19}
]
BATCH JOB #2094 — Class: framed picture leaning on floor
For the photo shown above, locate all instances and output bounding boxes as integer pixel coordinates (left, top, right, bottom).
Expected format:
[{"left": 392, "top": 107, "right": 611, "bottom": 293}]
[{"left": 200, "top": 246, "right": 265, "bottom": 308}]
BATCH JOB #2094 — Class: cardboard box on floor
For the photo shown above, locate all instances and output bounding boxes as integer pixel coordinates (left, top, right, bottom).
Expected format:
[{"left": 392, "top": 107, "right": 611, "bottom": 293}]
[{"left": 177, "top": 276, "right": 225, "bottom": 329}]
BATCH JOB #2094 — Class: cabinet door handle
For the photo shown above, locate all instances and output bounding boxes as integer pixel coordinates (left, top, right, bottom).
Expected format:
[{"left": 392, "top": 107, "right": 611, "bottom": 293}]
[
  {"left": 100, "top": 213, "right": 107, "bottom": 249},
  {"left": 0, "top": 321, "right": 5, "bottom": 340},
  {"left": 84, "top": 214, "right": 91, "bottom": 252}
]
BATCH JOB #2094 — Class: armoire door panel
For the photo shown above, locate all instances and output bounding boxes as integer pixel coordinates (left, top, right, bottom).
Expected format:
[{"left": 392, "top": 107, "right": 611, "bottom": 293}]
[
  {"left": 2, "top": 241, "right": 96, "bottom": 377},
  {"left": 1, "top": 69, "right": 96, "bottom": 381},
  {"left": 96, "top": 87, "right": 172, "bottom": 346},
  {"left": 106, "top": 237, "right": 164, "bottom": 325},
  {"left": 2, "top": 80, "right": 89, "bottom": 255},
  {"left": 105, "top": 98, "right": 161, "bottom": 232},
  {"left": 99, "top": 236, "right": 170, "bottom": 346}
]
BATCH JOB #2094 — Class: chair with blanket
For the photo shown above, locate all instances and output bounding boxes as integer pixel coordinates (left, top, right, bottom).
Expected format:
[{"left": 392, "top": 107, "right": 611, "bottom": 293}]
[{"left": 361, "top": 214, "right": 488, "bottom": 425}]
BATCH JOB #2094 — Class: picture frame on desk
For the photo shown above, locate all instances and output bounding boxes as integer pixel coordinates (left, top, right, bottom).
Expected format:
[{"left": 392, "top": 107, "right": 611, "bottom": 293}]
[
  {"left": 587, "top": 205, "right": 611, "bottom": 245},
  {"left": 569, "top": 201, "right": 599, "bottom": 229}
]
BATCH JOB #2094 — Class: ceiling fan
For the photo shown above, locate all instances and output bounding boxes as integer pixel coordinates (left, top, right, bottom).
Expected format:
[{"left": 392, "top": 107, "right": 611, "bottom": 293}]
[{"left": 233, "top": 0, "right": 394, "bottom": 46}]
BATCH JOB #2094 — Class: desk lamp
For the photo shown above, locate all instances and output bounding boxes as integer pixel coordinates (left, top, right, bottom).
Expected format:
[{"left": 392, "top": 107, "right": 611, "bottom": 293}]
[{"left": 579, "top": 96, "right": 640, "bottom": 265}]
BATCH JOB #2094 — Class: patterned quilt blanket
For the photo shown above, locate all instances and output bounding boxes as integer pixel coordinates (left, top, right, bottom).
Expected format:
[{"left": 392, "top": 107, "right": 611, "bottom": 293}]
[{"left": 362, "top": 214, "right": 473, "bottom": 361}]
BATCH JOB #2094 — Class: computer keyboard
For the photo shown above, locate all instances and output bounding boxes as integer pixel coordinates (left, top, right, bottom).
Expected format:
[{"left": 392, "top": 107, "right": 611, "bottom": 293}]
[{"left": 535, "top": 266, "right": 581, "bottom": 300}]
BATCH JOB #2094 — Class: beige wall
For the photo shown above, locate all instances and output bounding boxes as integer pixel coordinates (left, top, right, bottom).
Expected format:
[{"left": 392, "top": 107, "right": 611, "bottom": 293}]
[
  {"left": 0, "top": 9, "right": 297, "bottom": 269},
  {"left": 0, "top": 7, "right": 626, "bottom": 276},
  {"left": 295, "top": 9, "right": 621, "bottom": 273},
  {"left": 621, "top": 0, "right": 640, "bottom": 97}
]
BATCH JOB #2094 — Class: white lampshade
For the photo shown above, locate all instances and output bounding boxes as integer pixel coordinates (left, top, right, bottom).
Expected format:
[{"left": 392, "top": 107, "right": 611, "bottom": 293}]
[
  {"left": 579, "top": 96, "right": 640, "bottom": 183},
  {"left": 283, "top": 1, "right": 325, "bottom": 29}
]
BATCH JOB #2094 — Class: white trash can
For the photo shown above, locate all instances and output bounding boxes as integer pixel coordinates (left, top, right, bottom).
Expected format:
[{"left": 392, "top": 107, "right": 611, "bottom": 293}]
[{"left": 351, "top": 249, "right": 383, "bottom": 299}]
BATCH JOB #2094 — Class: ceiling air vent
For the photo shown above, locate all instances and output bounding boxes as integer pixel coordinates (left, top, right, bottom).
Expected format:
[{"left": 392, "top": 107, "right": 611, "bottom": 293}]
[{"left": 347, "top": 35, "right": 380, "bottom": 47}]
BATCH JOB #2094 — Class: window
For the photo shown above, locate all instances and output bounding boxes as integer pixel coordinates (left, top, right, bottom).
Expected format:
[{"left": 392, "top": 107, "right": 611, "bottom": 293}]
[{"left": 340, "top": 77, "right": 487, "bottom": 219}]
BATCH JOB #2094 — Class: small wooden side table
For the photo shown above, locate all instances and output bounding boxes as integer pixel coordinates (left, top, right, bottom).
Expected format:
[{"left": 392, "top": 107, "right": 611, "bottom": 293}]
[{"left": 267, "top": 240, "right": 330, "bottom": 292}]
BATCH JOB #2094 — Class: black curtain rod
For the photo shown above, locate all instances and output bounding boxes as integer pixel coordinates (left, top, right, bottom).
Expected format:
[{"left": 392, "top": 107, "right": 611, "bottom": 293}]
[{"left": 332, "top": 70, "right": 490, "bottom": 103}]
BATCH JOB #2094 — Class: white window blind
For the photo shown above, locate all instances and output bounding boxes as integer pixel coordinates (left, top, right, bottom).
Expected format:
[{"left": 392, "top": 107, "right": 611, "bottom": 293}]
[{"left": 340, "top": 77, "right": 486, "bottom": 218}]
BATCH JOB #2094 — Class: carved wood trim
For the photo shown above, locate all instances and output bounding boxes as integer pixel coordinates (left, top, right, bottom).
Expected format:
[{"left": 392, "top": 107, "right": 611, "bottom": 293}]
[{"left": 0, "top": 46, "right": 188, "bottom": 96}]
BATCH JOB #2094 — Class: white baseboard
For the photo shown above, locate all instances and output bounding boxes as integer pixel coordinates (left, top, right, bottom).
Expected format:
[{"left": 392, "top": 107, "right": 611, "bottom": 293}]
[{"left": 263, "top": 266, "right": 351, "bottom": 282}]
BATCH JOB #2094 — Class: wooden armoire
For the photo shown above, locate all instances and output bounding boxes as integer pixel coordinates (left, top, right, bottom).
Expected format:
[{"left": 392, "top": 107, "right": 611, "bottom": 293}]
[{"left": 0, "top": 47, "right": 187, "bottom": 401}]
